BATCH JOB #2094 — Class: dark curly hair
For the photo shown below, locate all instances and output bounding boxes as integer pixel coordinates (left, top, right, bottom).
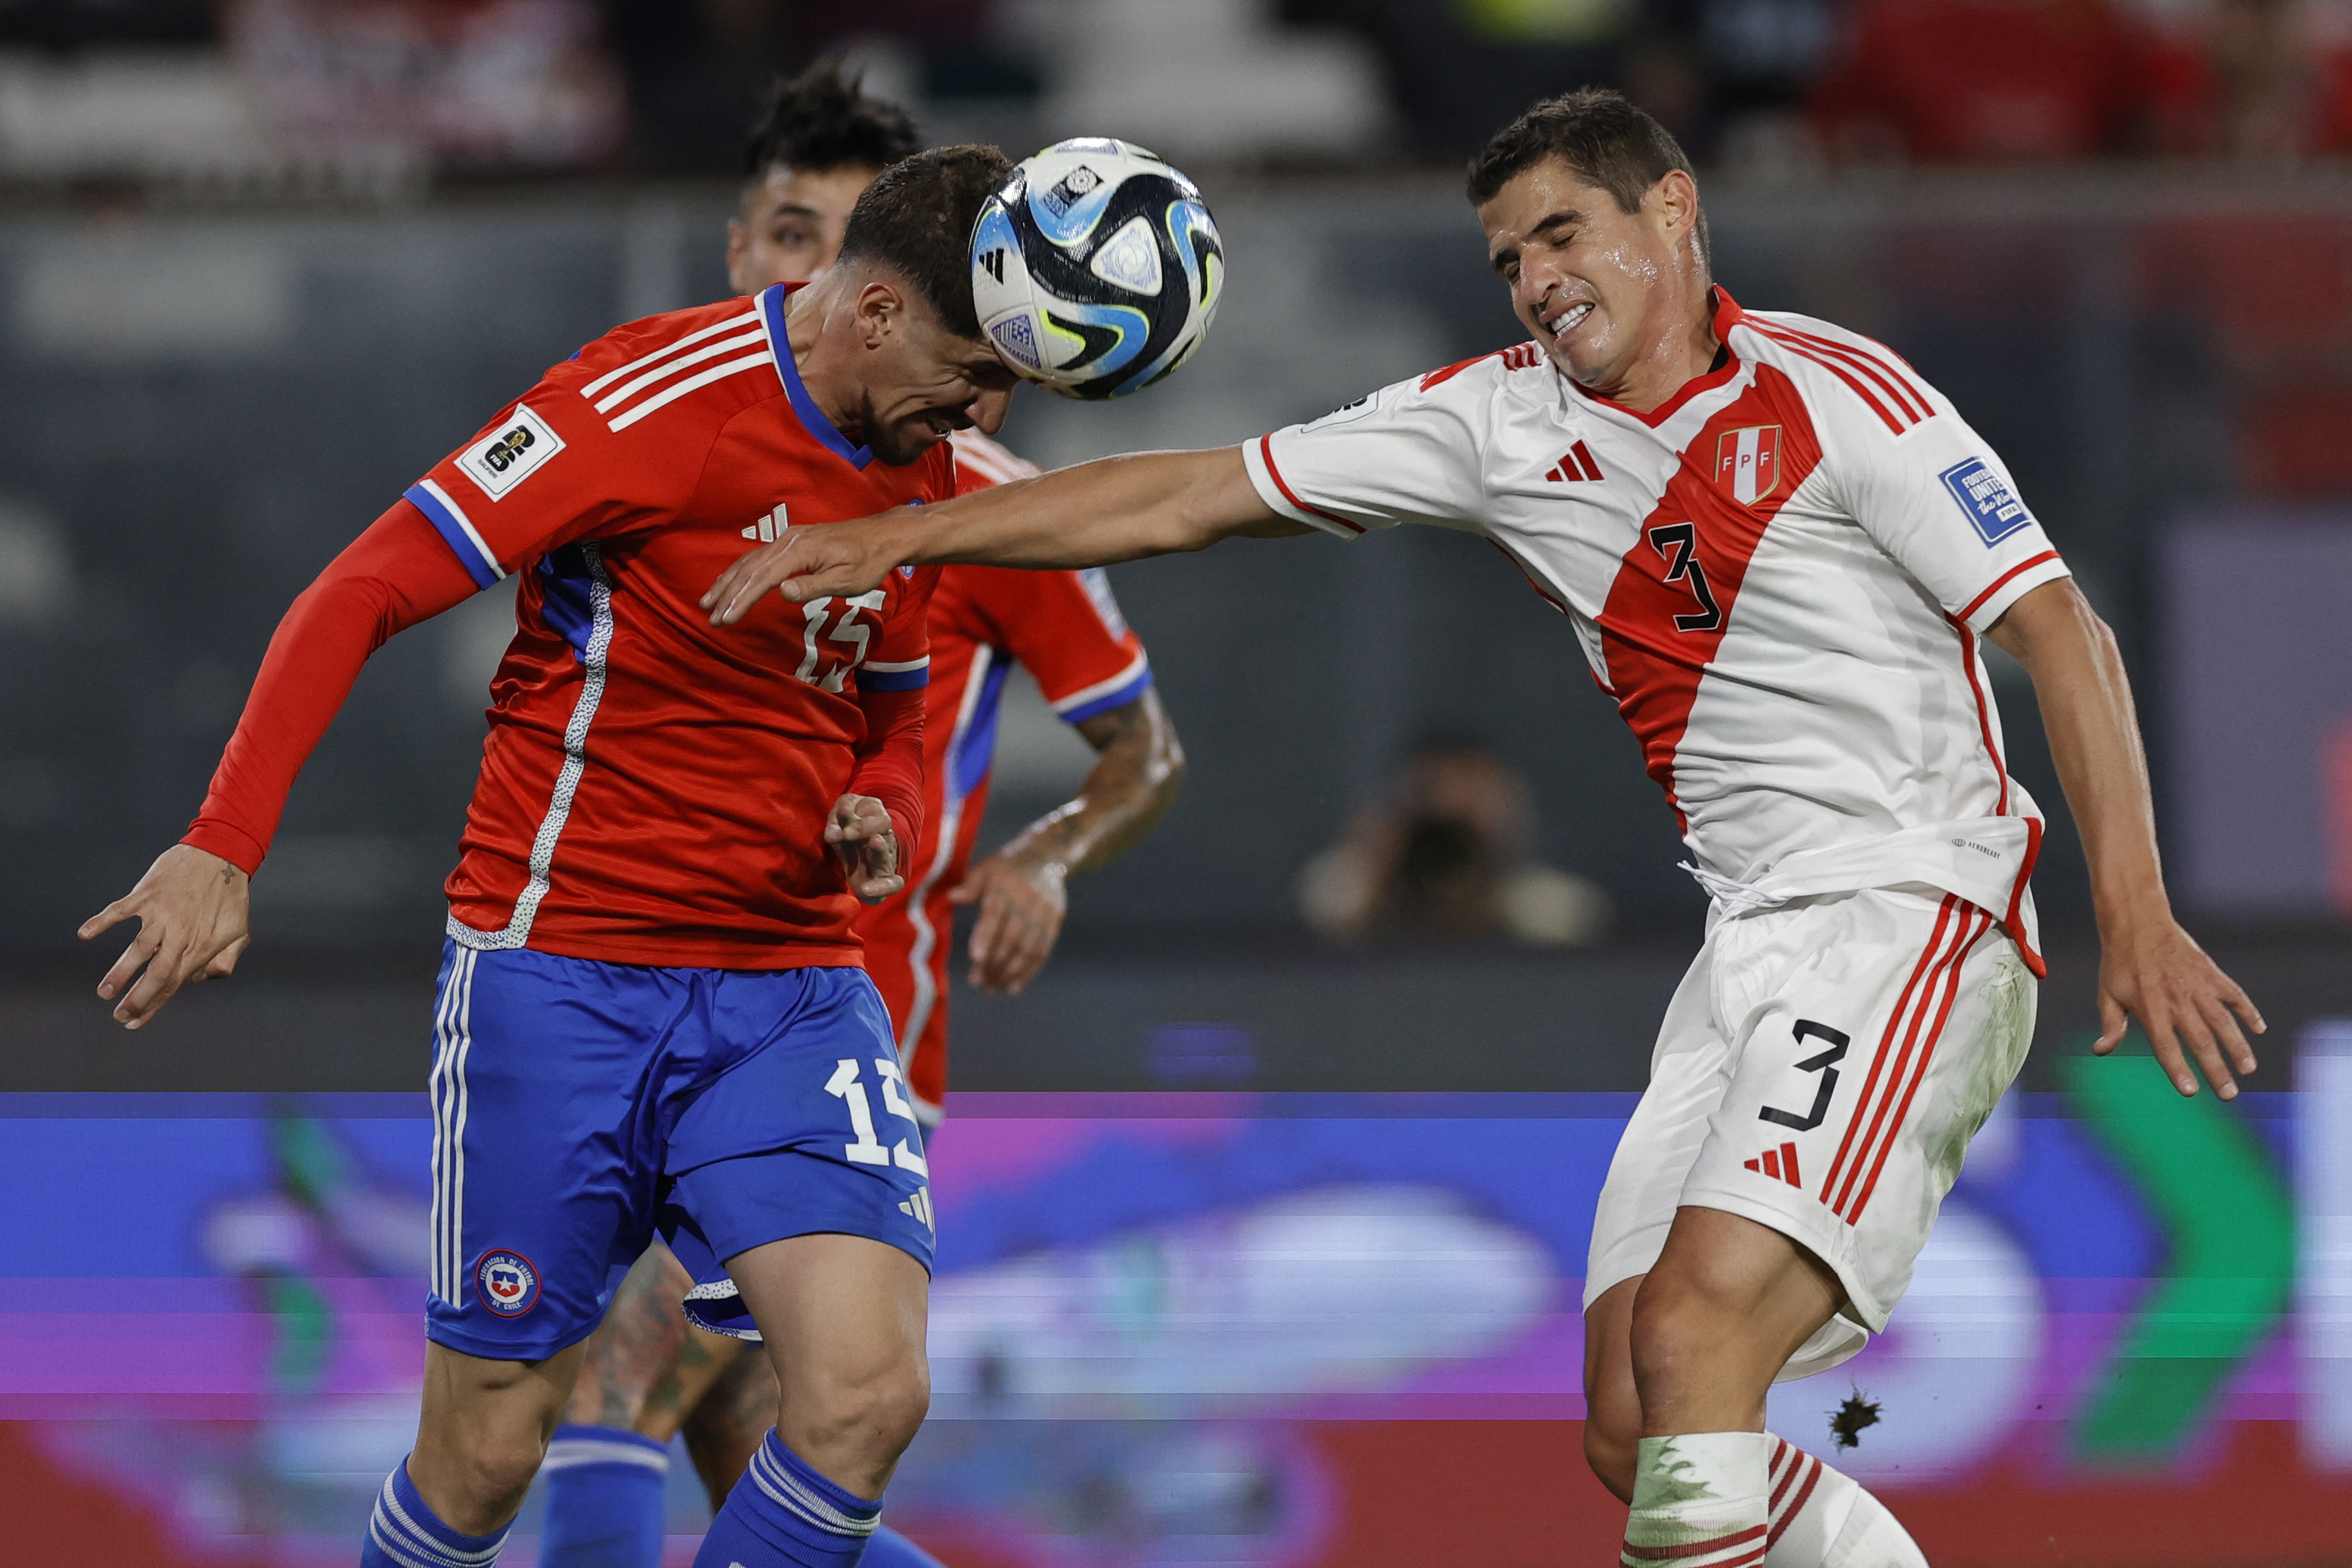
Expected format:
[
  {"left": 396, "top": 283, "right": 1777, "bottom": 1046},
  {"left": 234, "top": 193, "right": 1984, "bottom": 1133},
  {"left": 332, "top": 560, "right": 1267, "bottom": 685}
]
[
  {"left": 743, "top": 57, "right": 924, "bottom": 179},
  {"left": 836, "top": 144, "right": 1014, "bottom": 340}
]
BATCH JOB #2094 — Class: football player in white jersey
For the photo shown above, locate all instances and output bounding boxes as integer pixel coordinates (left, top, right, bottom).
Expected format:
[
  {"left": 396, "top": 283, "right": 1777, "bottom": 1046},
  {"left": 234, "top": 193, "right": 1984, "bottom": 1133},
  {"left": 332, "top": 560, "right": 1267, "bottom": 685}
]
[{"left": 704, "top": 89, "right": 2263, "bottom": 1568}]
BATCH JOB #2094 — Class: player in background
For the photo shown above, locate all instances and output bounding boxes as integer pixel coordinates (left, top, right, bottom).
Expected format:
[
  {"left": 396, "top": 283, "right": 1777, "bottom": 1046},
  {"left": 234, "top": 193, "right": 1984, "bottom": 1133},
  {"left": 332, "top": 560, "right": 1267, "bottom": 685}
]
[
  {"left": 706, "top": 90, "right": 2266, "bottom": 1568},
  {"left": 533, "top": 66, "right": 1184, "bottom": 1568},
  {"left": 82, "top": 147, "right": 1026, "bottom": 1568}
]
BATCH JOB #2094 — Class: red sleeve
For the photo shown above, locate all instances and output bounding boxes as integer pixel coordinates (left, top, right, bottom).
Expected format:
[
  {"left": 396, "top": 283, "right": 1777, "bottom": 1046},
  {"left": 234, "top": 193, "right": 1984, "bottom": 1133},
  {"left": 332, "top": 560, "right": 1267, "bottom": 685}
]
[
  {"left": 180, "top": 500, "right": 481, "bottom": 875},
  {"left": 848, "top": 687, "right": 926, "bottom": 861},
  {"left": 969, "top": 566, "right": 1152, "bottom": 723},
  {"left": 846, "top": 563, "right": 937, "bottom": 856}
]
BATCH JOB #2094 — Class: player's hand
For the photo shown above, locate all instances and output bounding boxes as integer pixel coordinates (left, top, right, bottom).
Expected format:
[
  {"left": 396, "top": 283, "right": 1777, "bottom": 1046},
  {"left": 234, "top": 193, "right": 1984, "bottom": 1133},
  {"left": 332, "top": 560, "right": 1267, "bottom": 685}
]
[
  {"left": 951, "top": 853, "right": 1068, "bottom": 994},
  {"left": 826, "top": 794, "right": 904, "bottom": 905},
  {"left": 703, "top": 518, "right": 906, "bottom": 627},
  {"left": 2094, "top": 909, "right": 2263, "bottom": 1098},
  {"left": 78, "top": 843, "right": 252, "bottom": 1030}
]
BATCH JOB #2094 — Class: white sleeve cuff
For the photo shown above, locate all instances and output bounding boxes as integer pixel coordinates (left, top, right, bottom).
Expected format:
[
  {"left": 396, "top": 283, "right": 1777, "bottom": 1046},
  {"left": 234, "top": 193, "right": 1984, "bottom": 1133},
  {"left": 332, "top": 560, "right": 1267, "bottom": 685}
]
[
  {"left": 1241, "top": 434, "right": 1364, "bottom": 540},
  {"left": 1959, "top": 550, "right": 2071, "bottom": 633}
]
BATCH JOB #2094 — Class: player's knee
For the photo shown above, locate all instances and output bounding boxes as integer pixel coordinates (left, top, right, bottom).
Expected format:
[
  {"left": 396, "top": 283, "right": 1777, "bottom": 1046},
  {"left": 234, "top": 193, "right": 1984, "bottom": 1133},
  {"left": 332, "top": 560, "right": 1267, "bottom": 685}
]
[
  {"left": 1627, "top": 1265, "right": 1738, "bottom": 1383},
  {"left": 785, "top": 1355, "right": 930, "bottom": 1462},
  {"left": 430, "top": 1420, "right": 553, "bottom": 1521}
]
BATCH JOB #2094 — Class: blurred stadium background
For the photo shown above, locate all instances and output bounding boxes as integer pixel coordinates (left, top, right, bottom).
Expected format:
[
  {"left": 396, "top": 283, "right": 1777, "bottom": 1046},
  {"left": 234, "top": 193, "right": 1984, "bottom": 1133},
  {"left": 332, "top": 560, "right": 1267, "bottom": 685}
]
[{"left": 3, "top": 1, "right": 2351, "bottom": 1564}]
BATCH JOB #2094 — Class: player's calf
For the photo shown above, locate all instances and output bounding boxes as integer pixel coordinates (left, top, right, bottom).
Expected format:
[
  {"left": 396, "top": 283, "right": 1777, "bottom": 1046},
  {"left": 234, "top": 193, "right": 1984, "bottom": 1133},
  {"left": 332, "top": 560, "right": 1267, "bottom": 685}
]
[{"left": 1581, "top": 1276, "right": 1643, "bottom": 1502}]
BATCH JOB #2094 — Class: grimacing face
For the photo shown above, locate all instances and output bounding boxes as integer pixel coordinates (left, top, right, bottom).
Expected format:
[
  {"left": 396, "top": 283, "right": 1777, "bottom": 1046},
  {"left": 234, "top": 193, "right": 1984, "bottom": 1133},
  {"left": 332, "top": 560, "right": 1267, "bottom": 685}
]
[
  {"left": 727, "top": 162, "right": 882, "bottom": 292},
  {"left": 848, "top": 281, "right": 1020, "bottom": 467},
  {"left": 1477, "top": 156, "right": 1699, "bottom": 396}
]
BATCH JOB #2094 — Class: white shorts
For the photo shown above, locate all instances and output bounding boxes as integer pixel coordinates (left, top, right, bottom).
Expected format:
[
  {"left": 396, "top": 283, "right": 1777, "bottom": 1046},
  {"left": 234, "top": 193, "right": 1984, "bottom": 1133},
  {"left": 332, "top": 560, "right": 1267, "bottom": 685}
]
[{"left": 1584, "top": 884, "right": 2036, "bottom": 1380}]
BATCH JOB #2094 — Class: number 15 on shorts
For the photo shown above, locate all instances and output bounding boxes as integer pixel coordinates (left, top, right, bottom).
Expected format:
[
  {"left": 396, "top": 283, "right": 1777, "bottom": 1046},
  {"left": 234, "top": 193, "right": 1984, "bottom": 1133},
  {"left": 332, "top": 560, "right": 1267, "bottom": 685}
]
[{"left": 826, "top": 1058, "right": 928, "bottom": 1177}]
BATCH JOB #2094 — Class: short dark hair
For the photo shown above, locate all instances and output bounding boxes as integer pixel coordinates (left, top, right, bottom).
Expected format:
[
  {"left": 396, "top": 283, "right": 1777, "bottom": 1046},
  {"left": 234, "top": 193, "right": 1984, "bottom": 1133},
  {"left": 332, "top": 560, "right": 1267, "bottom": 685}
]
[
  {"left": 1466, "top": 88, "right": 1708, "bottom": 262},
  {"left": 836, "top": 144, "right": 1013, "bottom": 340},
  {"left": 743, "top": 58, "right": 923, "bottom": 179}
]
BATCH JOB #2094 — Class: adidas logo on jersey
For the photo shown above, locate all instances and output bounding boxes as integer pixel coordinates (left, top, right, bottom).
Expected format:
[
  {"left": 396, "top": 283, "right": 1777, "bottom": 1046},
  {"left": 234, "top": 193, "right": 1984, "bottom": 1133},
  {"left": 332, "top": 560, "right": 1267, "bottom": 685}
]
[
  {"left": 741, "top": 503, "right": 787, "bottom": 543},
  {"left": 1744, "top": 1141, "right": 1803, "bottom": 1189},
  {"left": 1545, "top": 441, "right": 1603, "bottom": 483}
]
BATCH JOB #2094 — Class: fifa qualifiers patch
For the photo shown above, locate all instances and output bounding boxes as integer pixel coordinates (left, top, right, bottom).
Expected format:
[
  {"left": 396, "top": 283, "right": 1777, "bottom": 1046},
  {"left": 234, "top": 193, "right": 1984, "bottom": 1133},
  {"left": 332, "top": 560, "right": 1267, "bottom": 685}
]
[
  {"left": 1939, "top": 457, "right": 2034, "bottom": 545},
  {"left": 475, "top": 1248, "right": 541, "bottom": 1316},
  {"left": 461, "top": 405, "right": 564, "bottom": 500}
]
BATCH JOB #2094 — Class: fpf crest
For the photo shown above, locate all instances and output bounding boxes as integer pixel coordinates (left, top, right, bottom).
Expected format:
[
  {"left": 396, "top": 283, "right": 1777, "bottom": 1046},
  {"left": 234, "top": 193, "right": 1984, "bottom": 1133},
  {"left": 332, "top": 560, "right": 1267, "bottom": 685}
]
[{"left": 1715, "top": 424, "right": 1783, "bottom": 506}]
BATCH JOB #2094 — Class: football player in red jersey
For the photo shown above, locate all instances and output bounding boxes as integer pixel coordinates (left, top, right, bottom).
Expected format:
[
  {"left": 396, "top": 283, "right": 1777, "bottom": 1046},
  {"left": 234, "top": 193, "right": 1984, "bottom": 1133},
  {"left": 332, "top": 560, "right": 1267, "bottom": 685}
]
[
  {"left": 81, "top": 148, "right": 1029, "bottom": 1568},
  {"left": 533, "top": 64, "right": 1186, "bottom": 1568}
]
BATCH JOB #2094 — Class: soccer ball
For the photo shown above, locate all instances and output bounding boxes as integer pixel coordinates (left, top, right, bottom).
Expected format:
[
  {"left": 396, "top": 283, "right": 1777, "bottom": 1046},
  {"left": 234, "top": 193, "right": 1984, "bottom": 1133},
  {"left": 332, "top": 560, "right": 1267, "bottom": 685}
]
[{"left": 969, "top": 138, "right": 1223, "bottom": 401}]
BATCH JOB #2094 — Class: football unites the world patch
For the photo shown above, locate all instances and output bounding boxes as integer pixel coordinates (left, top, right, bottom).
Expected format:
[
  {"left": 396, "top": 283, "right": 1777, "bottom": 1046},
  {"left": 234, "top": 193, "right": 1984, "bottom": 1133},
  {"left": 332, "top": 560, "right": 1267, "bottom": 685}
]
[
  {"left": 475, "top": 1248, "right": 541, "bottom": 1316},
  {"left": 459, "top": 405, "right": 564, "bottom": 500},
  {"left": 1939, "top": 456, "right": 2035, "bottom": 545},
  {"left": 1715, "top": 424, "right": 1783, "bottom": 504}
]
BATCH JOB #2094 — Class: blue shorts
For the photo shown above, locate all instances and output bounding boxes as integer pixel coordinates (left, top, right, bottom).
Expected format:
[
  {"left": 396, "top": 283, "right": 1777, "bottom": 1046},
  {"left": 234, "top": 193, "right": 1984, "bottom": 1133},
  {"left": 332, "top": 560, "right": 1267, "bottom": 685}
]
[{"left": 424, "top": 940, "right": 934, "bottom": 1361}]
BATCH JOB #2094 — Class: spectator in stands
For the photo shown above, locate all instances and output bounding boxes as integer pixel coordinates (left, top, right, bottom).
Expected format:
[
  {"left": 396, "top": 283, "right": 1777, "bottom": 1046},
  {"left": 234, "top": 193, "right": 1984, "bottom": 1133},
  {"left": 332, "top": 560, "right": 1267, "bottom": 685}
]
[
  {"left": 2145, "top": 0, "right": 2352, "bottom": 159},
  {"left": 1809, "top": 0, "right": 2159, "bottom": 162},
  {"left": 1297, "top": 736, "right": 1612, "bottom": 947}
]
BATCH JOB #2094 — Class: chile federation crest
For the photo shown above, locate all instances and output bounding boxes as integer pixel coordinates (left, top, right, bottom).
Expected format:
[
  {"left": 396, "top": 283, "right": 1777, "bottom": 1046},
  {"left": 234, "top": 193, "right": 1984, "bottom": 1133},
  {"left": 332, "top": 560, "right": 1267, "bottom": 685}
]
[{"left": 476, "top": 1249, "right": 541, "bottom": 1317}]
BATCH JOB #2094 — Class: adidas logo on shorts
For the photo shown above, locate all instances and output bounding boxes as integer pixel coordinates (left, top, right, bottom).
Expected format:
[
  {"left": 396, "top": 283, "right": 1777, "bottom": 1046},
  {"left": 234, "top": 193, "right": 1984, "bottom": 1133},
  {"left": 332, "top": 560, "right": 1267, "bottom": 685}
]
[
  {"left": 1744, "top": 1141, "right": 1803, "bottom": 1189},
  {"left": 899, "top": 1186, "right": 935, "bottom": 1232}
]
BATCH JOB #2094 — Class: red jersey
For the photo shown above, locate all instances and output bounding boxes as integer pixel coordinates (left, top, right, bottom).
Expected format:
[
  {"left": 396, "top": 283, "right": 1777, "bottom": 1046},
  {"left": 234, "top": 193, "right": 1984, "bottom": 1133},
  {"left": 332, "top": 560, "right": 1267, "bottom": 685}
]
[
  {"left": 185, "top": 283, "right": 950, "bottom": 969},
  {"left": 853, "top": 432, "right": 1153, "bottom": 1120}
]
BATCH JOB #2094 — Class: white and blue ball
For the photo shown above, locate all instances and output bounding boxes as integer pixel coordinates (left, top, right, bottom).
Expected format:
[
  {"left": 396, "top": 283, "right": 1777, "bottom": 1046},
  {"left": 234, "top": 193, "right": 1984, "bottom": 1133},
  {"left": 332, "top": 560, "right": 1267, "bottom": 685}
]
[{"left": 969, "top": 138, "right": 1223, "bottom": 401}]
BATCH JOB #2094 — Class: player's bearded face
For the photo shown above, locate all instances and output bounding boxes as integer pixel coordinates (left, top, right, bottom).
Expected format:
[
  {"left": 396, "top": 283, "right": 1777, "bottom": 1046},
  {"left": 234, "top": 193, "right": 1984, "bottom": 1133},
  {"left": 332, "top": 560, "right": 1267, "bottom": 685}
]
[
  {"left": 855, "top": 300, "right": 1019, "bottom": 466},
  {"left": 1480, "top": 159, "right": 1686, "bottom": 395}
]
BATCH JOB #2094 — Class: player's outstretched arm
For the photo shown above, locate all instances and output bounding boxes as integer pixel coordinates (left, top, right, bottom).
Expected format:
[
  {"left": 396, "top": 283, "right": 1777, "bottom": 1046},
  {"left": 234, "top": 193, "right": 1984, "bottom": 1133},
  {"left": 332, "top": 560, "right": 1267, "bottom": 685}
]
[
  {"left": 79, "top": 502, "right": 481, "bottom": 1028},
  {"left": 702, "top": 447, "right": 1307, "bottom": 625},
  {"left": 956, "top": 686, "right": 1186, "bottom": 994},
  {"left": 1985, "top": 579, "right": 2264, "bottom": 1098}
]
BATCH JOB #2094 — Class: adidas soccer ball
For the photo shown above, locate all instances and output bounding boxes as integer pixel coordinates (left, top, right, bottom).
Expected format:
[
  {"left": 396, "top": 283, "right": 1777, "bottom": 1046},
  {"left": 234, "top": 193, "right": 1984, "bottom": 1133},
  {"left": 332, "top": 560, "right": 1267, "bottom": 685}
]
[{"left": 969, "top": 138, "right": 1224, "bottom": 401}]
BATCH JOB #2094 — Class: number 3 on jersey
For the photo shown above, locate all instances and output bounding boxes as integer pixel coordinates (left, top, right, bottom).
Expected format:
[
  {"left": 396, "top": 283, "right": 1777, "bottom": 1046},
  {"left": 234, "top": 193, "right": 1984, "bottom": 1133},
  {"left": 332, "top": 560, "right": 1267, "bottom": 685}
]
[
  {"left": 794, "top": 591, "right": 887, "bottom": 692},
  {"left": 1647, "top": 522, "right": 1723, "bottom": 633}
]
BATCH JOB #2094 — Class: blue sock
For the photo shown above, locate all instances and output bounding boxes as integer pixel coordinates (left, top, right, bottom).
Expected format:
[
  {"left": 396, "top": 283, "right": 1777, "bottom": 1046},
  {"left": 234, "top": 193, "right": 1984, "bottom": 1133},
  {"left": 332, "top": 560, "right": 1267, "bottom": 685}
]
[
  {"left": 859, "top": 1525, "right": 946, "bottom": 1568},
  {"left": 360, "top": 1455, "right": 514, "bottom": 1567},
  {"left": 691, "top": 1428, "right": 882, "bottom": 1568},
  {"left": 538, "top": 1425, "right": 671, "bottom": 1568}
]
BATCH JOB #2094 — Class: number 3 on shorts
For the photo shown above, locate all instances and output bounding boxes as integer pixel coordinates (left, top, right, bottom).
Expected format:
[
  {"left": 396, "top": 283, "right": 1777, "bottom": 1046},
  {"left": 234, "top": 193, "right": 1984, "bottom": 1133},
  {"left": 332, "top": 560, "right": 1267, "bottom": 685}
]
[
  {"left": 825, "top": 1058, "right": 929, "bottom": 1176},
  {"left": 1758, "top": 1019, "right": 1851, "bottom": 1132}
]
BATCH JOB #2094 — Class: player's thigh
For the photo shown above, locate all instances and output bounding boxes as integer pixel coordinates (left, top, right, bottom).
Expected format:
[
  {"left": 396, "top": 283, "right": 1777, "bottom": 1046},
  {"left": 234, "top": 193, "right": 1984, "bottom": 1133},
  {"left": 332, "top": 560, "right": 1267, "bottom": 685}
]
[
  {"left": 660, "top": 965, "right": 937, "bottom": 1339},
  {"left": 1684, "top": 888, "right": 2035, "bottom": 1344},
  {"left": 1585, "top": 943, "right": 1733, "bottom": 1313},
  {"left": 730, "top": 1233, "right": 927, "bottom": 1393},
  {"left": 426, "top": 943, "right": 668, "bottom": 1363}
]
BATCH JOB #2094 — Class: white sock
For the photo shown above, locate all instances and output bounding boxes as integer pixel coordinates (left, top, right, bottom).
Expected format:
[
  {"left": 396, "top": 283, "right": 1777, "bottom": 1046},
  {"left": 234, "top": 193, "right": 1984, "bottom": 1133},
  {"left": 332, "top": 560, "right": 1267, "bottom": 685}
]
[
  {"left": 1623, "top": 1431, "right": 1772, "bottom": 1568},
  {"left": 1762, "top": 1433, "right": 1928, "bottom": 1568}
]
